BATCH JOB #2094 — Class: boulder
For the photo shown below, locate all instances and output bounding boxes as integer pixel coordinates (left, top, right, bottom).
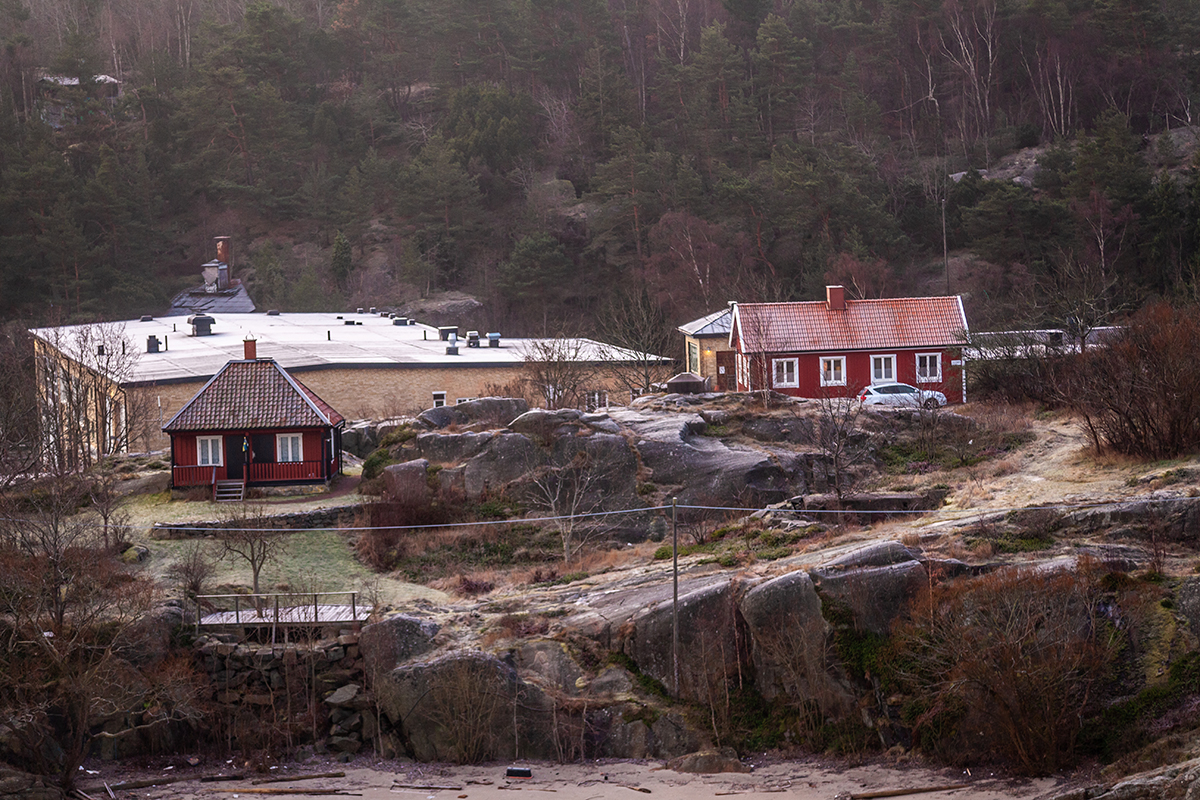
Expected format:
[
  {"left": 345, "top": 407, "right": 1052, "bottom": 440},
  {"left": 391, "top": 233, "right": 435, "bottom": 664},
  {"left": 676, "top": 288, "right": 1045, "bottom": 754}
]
[
  {"left": 0, "top": 767, "right": 61, "bottom": 800},
  {"left": 547, "top": 434, "right": 640, "bottom": 509},
  {"left": 608, "top": 409, "right": 802, "bottom": 506},
  {"left": 667, "top": 748, "right": 751, "bottom": 774},
  {"left": 740, "top": 571, "right": 850, "bottom": 713},
  {"left": 510, "top": 408, "right": 583, "bottom": 441},
  {"left": 622, "top": 577, "right": 748, "bottom": 702},
  {"left": 417, "top": 431, "right": 494, "bottom": 464},
  {"left": 119, "top": 602, "right": 186, "bottom": 667},
  {"left": 462, "top": 433, "right": 543, "bottom": 500},
  {"left": 515, "top": 640, "right": 585, "bottom": 695},
  {"left": 1177, "top": 577, "right": 1200, "bottom": 635},
  {"left": 741, "top": 416, "right": 813, "bottom": 444},
  {"left": 358, "top": 615, "right": 439, "bottom": 683},
  {"left": 587, "top": 707, "right": 706, "bottom": 759},
  {"left": 418, "top": 398, "right": 530, "bottom": 430},
  {"left": 376, "top": 650, "right": 557, "bottom": 762},
  {"left": 324, "top": 683, "right": 361, "bottom": 708},
  {"left": 381, "top": 459, "right": 431, "bottom": 506},
  {"left": 812, "top": 561, "right": 927, "bottom": 636},
  {"left": 819, "top": 541, "right": 919, "bottom": 572}
]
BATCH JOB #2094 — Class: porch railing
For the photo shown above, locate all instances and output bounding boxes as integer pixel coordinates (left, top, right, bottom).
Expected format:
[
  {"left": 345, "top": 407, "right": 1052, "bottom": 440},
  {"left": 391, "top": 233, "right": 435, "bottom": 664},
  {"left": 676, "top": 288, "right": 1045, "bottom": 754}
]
[
  {"left": 173, "top": 465, "right": 217, "bottom": 487},
  {"left": 247, "top": 460, "right": 326, "bottom": 482}
]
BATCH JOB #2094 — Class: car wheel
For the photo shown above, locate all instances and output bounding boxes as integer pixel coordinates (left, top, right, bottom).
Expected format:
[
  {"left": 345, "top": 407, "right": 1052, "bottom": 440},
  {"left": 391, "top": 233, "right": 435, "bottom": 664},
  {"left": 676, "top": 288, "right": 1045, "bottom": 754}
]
[{"left": 923, "top": 398, "right": 939, "bottom": 409}]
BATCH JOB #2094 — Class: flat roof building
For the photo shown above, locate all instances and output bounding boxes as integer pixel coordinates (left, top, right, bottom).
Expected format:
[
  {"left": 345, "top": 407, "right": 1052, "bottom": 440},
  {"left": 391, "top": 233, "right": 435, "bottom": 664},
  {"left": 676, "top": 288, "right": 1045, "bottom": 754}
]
[{"left": 31, "top": 311, "right": 672, "bottom": 459}]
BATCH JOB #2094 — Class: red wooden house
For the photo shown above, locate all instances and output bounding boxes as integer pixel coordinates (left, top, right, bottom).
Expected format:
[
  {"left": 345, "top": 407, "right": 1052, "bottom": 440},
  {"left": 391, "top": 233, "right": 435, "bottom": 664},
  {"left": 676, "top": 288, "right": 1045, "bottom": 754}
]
[
  {"left": 729, "top": 286, "right": 969, "bottom": 403},
  {"left": 164, "top": 340, "right": 345, "bottom": 497}
]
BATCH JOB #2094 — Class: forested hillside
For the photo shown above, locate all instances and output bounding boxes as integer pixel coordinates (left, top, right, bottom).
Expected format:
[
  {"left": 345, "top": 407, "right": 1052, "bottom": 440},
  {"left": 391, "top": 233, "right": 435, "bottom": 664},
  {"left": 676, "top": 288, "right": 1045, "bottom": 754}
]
[{"left": 2, "top": 0, "right": 1200, "bottom": 335}]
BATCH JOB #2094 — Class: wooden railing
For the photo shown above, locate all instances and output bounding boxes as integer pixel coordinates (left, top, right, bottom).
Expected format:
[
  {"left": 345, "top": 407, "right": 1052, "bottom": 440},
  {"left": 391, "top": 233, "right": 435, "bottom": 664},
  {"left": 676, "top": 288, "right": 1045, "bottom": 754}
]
[
  {"left": 194, "top": 591, "right": 368, "bottom": 634},
  {"left": 173, "top": 465, "right": 217, "bottom": 487},
  {"left": 247, "top": 460, "right": 326, "bottom": 482}
]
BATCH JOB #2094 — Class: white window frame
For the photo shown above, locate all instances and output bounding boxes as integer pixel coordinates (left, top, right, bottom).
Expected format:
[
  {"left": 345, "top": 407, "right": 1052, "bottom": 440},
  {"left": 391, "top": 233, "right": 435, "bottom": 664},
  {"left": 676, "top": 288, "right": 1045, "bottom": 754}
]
[
  {"left": 276, "top": 433, "right": 303, "bottom": 462},
  {"left": 772, "top": 357, "right": 799, "bottom": 388},
  {"left": 736, "top": 353, "right": 750, "bottom": 389},
  {"left": 871, "top": 354, "right": 896, "bottom": 384},
  {"left": 432, "top": 391, "right": 446, "bottom": 408},
  {"left": 197, "top": 435, "right": 222, "bottom": 466},
  {"left": 916, "top": 352, "right": 942, "bottom": 383},
  {"left": 688, "top": 341, "right": 700, "bottom": 374},
  {"left": 585, "top": 390, "right": 609, "bottom": 411},
  {"left": 819, "top": 356, "right": 846, "bottom": 387},
  {"left": 456, "top": 397, "right": 476, "bottom": 405}
]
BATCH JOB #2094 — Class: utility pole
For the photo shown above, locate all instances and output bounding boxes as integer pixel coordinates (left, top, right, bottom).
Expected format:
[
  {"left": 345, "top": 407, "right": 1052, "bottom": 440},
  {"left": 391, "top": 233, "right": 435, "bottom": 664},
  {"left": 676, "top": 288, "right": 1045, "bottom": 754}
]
[
  {"left": 942, "top": 196, "right": 950, "bottom": 296},
  {"left": 672, "top": 496, "right": 679, "bottom": 697}
]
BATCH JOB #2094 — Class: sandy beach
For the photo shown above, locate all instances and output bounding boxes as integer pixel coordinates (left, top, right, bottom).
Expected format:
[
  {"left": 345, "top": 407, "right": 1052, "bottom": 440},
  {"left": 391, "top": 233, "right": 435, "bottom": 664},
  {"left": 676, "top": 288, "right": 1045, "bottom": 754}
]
[{"left": 84, "top": 756, "right": 1083, "bottom": 800}]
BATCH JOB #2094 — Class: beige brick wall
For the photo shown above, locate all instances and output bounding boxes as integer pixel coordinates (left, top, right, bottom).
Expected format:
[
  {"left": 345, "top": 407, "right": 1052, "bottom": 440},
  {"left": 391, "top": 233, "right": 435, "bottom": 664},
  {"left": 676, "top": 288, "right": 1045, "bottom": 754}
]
[
  {"left": 129, "top": 362, "right": 664, "bottom": 452},
  {"left": 685, "top": 336, "right": 733, "bottom": 382}
]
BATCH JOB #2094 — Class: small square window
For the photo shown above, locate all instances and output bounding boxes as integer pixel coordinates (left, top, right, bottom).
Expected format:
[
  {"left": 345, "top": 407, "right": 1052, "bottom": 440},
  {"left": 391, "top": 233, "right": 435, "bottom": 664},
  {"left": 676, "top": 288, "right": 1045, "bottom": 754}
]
[
  {"left": 820, "top": 356, "right": 846, "bottom": 386},
  {"left": 197, "top": 436, "right": 222, "bottom": 466},
  {"left": 277, "top": 433, "right": 302, "bottom": 462},
  {"left": 432, "top": 391, "right": 446, "bottom": 408},
  {"left": 916, "top": 353, "right": 942, "bottom": 382},
  {"left": 772, "top": 358, "right": 798, "bottom": 388},
  {"left": 872, "top": 354, "right": 895, "bottom": 383}
]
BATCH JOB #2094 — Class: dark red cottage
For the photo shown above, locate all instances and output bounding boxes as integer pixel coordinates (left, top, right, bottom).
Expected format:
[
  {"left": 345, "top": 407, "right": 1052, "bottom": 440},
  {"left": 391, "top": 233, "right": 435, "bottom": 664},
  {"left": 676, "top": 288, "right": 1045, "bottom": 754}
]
[
  {"left": 164, "top": 340, "right": 345, "bottom": 498},
  {"left": 729, "top": 286, "right": 970, "bottom": 403}
]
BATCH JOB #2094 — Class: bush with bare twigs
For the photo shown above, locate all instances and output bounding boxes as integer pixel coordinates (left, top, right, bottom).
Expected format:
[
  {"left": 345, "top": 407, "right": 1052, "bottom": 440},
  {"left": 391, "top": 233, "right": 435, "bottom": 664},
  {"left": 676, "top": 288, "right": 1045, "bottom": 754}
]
[
  {"left": 884, "top": 565, "right": 1119, "bottom": 774},
  {"left": 1063, "top": 302, "right": 1200, "bottom": 458}
]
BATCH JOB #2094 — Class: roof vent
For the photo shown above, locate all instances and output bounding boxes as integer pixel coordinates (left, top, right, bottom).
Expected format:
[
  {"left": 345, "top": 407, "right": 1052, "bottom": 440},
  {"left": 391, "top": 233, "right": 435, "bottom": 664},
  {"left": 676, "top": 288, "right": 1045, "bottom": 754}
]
[
  {"left": 188, "top": 314, "right": 215, "bottom": 336},
  {"left": 267, "top": 309, "right": 280, "bottom": 316},
  {"left": 345, "top": 320, "right": 355, "bottom": 325},
  {"left": 356, "top": 307, "right": 364, "bottom": 313},
  {"left": 438, "top": 326, "right": 458, "bottom": 341},
  {"left": 446, "top": 345, "right": 459, "bottom": 355},
  {"left": 147, "top": 335, "right": 160, "bottom": 354},
  {"left": 369, "top": 307, "right": 377, "bottom": 313},
  {"left": 392, "top": 318, "right": 406, "bottom": 326},
  {"left": 487, "top": 332, "right": 501, "bottom": 348},
  {"left": 467, "top": 331, "right": 481, "bottom": 348},
  {"left": 140, "top": 314, "right": 153, "bottom": 322}
]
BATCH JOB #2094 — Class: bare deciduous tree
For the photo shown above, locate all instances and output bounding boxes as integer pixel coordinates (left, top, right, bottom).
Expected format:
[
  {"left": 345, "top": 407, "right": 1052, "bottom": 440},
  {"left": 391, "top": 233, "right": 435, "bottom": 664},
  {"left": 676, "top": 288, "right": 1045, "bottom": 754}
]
[
  {"left": 809, "top": 389, "right": 874, "bottom": 506},
  {"left": 595, "top": 286, "right": 675, "bottom": 400},
  {"left": 0, "top": 473, "right": 162, "bottom": 790},
  {"left": 524, "top": 449, "right": 615, "bottom": 563},
  {"left": 218, "top": 502, "right": 288, "bottom": 603},
  {"left": 519, "top": 335, "right": 600, "bottom": 410}
]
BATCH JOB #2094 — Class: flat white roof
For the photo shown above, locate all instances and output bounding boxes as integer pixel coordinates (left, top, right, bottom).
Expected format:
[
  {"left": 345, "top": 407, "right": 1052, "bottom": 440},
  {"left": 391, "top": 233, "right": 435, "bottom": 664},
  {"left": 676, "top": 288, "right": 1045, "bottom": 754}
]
[{"left": 32, "top": 312, "right": 670, "bottom": 386}]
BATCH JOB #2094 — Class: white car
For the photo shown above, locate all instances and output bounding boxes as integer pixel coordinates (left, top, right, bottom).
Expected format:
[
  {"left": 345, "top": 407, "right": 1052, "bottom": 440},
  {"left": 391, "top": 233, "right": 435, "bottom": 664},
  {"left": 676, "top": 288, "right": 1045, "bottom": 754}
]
[{"left": 858, "top": 382, "right": 947, "bottom": 409}]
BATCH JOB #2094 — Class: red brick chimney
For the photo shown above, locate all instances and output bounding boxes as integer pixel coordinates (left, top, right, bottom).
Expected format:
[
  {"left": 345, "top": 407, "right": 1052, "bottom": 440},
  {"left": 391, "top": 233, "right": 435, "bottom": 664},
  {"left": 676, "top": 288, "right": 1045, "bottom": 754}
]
[
  {"left": 243, "top": 338, "right": 257, "bottom": 360},
  {"left": 826, "top": 285, "right": 846, "bottom": 311}
]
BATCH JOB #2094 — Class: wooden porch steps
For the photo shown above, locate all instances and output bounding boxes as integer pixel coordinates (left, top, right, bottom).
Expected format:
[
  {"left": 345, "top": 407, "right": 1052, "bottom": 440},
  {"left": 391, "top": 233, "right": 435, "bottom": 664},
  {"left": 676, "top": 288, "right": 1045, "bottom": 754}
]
[{"left": 214, "top": 480, "right": 245, "bottom": 502}]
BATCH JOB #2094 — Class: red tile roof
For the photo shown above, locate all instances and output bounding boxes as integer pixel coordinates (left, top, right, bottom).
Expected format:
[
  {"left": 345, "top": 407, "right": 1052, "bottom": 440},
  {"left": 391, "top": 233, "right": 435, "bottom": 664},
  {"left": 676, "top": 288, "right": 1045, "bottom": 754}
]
[
  {"left": 163, "top": 359, "right": 345, "bottom": 432},
  {"left": 733, "top": 296, "right": 967, "bottom": 353}
]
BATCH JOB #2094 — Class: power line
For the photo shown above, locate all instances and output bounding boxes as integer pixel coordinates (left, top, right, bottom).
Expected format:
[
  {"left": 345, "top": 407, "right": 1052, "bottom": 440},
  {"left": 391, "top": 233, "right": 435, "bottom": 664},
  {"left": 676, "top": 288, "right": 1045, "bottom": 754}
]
[{"left": 1, "top": 497, "right": 1150, "bottom": 534}]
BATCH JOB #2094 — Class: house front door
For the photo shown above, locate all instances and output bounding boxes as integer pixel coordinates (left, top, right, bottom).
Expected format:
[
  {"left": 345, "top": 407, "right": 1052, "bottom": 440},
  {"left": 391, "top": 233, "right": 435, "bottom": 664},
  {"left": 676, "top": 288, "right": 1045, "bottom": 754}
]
[
  {"left": 225, "top": 434, "right": 248, "bottom": 479},
  {"left": 715, "top": 351, "right": 737, "bottom": 392}
]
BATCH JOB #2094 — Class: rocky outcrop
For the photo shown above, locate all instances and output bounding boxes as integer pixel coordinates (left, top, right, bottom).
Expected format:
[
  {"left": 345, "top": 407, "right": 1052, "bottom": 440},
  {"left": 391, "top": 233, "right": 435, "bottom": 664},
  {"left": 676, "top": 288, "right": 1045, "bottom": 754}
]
[
  {"left": 621, "top": 576, "right": 749, "bottom": 702},
  {"left": 418, "top": 397, "right": 529, "bottom": 430},
  {"left": 1053, "top": 756, "right": 1200, "bottom": 800},
  {"left": 358, "top": 615, "right": 439, "bottom": 684},
  {"left": 0, "top": 768, "right": 60, "bottom": 800},
  {"left": 740, "top": 571, "right": 851, "bottom": 714},
  {"left": 381, "top": 459, "right": 431, "bottom": 506},
  {"left": 811, "top": 542, "right": 926, "bottom": 636}
]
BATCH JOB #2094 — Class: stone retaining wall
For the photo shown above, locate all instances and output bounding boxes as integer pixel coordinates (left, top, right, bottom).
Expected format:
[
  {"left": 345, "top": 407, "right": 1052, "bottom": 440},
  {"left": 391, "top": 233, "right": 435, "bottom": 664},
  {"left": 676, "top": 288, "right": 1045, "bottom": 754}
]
[
  {"left": 150, "top": 505, "right": 361, "bottom": 539},
  {"left": 193, "top": 633, "right": 383, "bottom": 756}
]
